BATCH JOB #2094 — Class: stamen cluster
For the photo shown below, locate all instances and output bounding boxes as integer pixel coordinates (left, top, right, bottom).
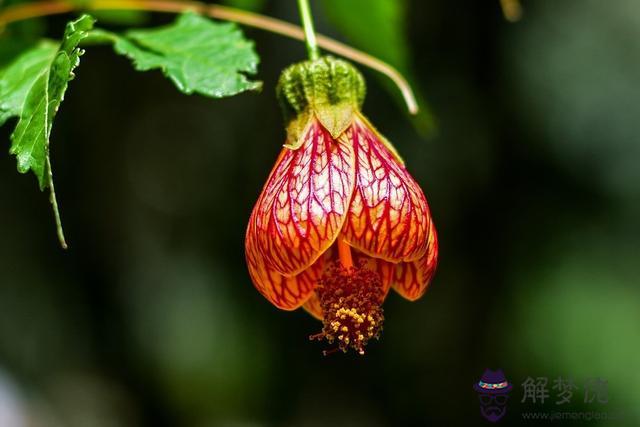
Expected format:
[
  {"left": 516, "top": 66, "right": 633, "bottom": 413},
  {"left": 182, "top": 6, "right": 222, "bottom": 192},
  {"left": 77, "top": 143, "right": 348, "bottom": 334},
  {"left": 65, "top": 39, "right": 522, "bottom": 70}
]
[{"left": 311, "top": 261, "right": 384, "bottom": 355}]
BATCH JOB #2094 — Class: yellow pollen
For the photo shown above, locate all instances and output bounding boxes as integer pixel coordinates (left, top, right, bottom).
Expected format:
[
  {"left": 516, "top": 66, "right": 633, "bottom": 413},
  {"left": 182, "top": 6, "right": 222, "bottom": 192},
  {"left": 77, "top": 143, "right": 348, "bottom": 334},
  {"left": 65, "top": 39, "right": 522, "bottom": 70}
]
[{"left": 310, "top": 260, "right": 385, "bottom": 355}]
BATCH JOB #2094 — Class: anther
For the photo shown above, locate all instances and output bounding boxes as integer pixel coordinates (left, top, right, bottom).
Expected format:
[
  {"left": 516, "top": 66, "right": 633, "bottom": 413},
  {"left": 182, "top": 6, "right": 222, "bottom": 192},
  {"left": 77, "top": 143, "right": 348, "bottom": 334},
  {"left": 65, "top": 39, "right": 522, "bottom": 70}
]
[{"left": 310, "top": 257, "right": 385, "bottom": 355}]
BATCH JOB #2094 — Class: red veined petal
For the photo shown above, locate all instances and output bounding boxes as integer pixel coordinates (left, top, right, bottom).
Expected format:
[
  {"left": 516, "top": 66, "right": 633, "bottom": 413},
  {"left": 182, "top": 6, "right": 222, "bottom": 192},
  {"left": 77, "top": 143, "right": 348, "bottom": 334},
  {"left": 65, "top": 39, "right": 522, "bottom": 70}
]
[
  {"left": 342, "top": 114, "right": 432, "bottom": 262},
  {"left": 389, "top": 220, "right": 438, "bottom": 300},
  {"left": 246, "top": 217, "right": 330, "bottom": 310},
  {"left": 302, "top": 292, "right": 323, "bottom": 320},
  {"left": 251, "top": 119, "right": 356, "bottom": 276}
]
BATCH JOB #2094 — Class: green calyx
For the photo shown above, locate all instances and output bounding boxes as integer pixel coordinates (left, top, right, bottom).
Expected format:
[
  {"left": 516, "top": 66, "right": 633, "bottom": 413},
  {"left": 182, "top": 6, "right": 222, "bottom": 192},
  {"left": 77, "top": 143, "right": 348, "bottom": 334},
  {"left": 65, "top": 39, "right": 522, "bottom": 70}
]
[{"left": 277, "top": 56, "right": 366, "bottom": 144}]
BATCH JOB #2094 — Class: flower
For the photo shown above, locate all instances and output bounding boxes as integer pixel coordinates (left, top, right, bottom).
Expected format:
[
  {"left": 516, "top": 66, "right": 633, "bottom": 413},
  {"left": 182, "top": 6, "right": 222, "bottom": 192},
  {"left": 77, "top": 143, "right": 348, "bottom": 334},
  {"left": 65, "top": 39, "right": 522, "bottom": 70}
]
[{"left": 245, "top": 56, "right": 438, "bottom": 354}]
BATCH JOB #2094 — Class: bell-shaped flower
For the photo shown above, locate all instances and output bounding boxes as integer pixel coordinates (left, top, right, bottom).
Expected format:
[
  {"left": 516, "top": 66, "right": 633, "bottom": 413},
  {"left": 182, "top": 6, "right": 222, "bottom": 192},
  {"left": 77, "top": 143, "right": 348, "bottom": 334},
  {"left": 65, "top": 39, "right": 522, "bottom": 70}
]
[{"left": 245, "top": 56, "right": 438, "bottom": 354}]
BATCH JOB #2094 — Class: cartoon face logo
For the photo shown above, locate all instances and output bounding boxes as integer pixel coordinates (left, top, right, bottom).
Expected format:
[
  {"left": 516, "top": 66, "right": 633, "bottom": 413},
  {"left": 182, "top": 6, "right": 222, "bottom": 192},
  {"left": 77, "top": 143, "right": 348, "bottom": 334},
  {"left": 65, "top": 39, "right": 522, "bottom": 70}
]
[{"left": 473, "top": 369, "right": 512, "bottom": 422}]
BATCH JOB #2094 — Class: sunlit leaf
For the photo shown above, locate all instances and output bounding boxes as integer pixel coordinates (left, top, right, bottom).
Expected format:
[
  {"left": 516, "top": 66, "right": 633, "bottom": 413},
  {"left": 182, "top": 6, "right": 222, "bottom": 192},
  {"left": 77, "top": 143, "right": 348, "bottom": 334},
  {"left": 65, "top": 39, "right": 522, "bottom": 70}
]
[
  {"left": 6, "top": 15, "right": 94, "bottom": 188},
  {"left": 0, "top": 41, "right": 57, "bottom": 127},
  {"left": 0, "top": 15, "right": 94, "bottom": 247},
  {"left": 96, "top": 12, "right": 262, "bottom": 98}
]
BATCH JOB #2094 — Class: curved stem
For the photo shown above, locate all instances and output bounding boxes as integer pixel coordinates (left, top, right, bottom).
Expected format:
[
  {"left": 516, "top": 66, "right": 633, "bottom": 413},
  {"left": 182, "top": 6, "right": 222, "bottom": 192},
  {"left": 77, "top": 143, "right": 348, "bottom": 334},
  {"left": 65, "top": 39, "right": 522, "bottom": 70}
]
[
  {"left": 296, "top": 0, "right": 319, "bottom": 60},
  {"left": 0, "top": 0, "right": 419, "bottom": 114},
  {"left": 46, "top": 155, "right": 68, "bottom": 249}
]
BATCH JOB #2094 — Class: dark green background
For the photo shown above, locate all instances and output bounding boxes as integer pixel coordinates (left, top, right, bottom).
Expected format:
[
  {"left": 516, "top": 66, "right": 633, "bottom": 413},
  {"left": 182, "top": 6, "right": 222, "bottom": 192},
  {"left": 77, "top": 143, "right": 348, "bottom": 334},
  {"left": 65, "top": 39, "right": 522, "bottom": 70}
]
[{"left": 1, "top": 0, "right": 639, "bottom": 426}]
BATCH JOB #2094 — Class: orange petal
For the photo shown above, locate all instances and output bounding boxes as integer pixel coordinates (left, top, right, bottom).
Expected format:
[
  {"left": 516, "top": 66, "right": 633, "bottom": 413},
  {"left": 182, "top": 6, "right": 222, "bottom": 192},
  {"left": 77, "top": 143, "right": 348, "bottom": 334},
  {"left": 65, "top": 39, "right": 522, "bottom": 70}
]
[
  {"left": 250, "top": 119, "right": 356, "bottom": 276},
  {"left": 246, "top": 218, "right": 329, "bottom": 310},
  {"left": 342, "top": 114, "right": 433, "bottom": 263},
  {"left": 302, "top": 292, "right": 323, "bottom": 320},
  {"left": 389, "top": 220, "right": 438, "bottom": 301}
]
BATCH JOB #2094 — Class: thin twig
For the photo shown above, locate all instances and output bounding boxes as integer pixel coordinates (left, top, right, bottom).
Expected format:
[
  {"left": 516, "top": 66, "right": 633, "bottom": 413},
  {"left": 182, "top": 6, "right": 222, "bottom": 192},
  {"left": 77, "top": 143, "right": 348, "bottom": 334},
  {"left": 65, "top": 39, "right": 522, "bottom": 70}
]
[{"left": 0, "top": 0, "right": 419, "bottom": 114}]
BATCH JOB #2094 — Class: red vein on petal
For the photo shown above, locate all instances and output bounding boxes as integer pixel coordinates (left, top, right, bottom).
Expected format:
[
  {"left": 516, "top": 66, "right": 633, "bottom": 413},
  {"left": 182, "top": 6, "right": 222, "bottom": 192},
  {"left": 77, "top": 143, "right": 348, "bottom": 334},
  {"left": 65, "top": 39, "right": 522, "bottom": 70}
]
[
  {"left": 342, "top": 116, "right": 432, "bottom": 263},
  {"left": 246, "top": 217, "right": 330, "bottom": 309},
  {"left": 252, "top": 120, "right": 356, "bottom": 277},
  {"left": 390, "top": 219, "right": 439, "bottom": 301}
]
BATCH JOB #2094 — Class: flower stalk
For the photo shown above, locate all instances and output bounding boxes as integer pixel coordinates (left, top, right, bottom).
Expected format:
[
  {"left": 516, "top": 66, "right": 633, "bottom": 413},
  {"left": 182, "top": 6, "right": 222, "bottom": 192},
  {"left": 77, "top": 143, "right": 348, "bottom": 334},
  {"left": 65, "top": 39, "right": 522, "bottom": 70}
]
[{"left": 296, "top": 0, "right": 319, "bottom": 60}]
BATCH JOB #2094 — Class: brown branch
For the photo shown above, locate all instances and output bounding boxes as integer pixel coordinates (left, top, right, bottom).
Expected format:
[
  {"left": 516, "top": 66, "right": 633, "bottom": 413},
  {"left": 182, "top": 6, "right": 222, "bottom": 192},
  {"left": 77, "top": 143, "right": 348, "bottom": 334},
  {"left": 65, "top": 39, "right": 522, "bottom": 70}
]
[{"left": 0, "top": 0, "right": 419, "bottom": 114}]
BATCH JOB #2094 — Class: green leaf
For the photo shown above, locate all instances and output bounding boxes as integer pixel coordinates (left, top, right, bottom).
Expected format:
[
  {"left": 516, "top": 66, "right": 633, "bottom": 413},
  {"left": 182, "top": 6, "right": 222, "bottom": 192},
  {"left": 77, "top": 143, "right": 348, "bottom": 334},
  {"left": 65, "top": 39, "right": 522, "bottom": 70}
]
[
  {"left": 0, "top": 14, "right": 95, "bottom": 248},
  {"left": 97, "top": 12, "right": 261, "bottom": 98},
  {"left": 9, "top": 14, "right": 94, "bottom": 186},
  {"left": 321, "top": 0, "right": 436, "bottom": 134},
  {"left": 0, "top": 41, "right": 57, "bottom": 126}
]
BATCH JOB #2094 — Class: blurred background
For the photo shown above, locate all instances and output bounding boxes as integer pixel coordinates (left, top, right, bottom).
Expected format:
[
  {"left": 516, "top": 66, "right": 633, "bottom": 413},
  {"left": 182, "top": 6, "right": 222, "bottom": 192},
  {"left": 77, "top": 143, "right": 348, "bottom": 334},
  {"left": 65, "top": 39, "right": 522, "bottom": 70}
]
[{"left": 1, "top": 0, "right": 639, "bottom": 425}]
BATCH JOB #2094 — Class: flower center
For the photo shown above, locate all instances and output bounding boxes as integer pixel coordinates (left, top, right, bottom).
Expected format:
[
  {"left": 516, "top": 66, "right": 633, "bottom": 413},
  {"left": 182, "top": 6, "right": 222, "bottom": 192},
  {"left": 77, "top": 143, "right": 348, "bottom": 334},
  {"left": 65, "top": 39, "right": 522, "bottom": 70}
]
[{"left": 310, "top": 239, "right": 384, "bottom": 355}]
